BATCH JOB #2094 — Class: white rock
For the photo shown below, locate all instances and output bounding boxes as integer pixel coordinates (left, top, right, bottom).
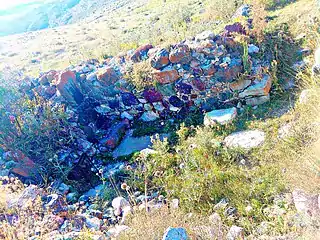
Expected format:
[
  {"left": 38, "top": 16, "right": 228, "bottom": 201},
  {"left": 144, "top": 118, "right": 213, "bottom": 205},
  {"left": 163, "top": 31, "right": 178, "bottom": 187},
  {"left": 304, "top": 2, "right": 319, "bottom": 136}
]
[
  {"left": 140, "top": 111, "right": 159, "bottom": 122},
  {"left": 292, "top": 189, "right": 320, "bottom": 217},
  {"left": 208, "top": 212, "right": 222, "bottom": 225},
  {"left": 85, "top": 217, "right": 101, "bottom": 231},
  {"left": 112, "top": 197, "right": 130, "bottom": 216},
  {"left": 195, "top": 30, "right": 214, "bottom": 41},
  {"left": 278, "top": 122, "right": 294, "bottom": 139},
  {"left": 248, "top": 44, "right": 259, "bottom": 54},
  {"left": 107, "top": 225, "right": 130, "bottom": 238},
  {"left": 121, "top": 111, "right": 134, "bottom": 120},
  {"left": 227, "top": 225, "right": 244, "bottom": 240},
  {"left": 170, "top": 199, "right": 179, "bottom": 209},
  {"left": 204, "top": 107, "right": 237, "bottom": 126},
  {"left": 299, "top": 89, "right": 313, "bottom": 104},
  {"left": 140, "top": 148, "right": 157, "bottom": 157},
  {"left": 224, "top": 130, "right": 265, "bottom": 149}
]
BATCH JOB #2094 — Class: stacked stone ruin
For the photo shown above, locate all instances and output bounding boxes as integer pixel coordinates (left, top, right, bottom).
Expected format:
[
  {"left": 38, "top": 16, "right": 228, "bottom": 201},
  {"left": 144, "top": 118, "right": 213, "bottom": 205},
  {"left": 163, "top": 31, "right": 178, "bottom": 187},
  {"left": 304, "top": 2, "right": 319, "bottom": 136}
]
[{"left": 20, "top": 23, "right": 272, "bottom": 157}]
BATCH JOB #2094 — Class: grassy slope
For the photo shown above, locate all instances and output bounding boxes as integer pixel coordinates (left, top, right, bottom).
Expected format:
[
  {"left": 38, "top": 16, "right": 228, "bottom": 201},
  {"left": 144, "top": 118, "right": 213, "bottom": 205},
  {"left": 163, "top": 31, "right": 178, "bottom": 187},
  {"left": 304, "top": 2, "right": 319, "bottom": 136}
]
[
  {"left": 119, "top": 0, "right": 320, "bottom": 239},
  {"left": 0, "top": 0, "right": 234, "bottom": 77}
]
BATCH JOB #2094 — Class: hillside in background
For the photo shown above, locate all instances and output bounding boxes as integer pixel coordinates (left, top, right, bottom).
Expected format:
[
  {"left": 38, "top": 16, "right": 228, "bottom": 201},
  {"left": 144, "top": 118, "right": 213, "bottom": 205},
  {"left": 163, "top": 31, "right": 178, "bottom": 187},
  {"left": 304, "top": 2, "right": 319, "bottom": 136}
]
[{"left": 0, "top": 0, "right": 130, "bottom": 36}]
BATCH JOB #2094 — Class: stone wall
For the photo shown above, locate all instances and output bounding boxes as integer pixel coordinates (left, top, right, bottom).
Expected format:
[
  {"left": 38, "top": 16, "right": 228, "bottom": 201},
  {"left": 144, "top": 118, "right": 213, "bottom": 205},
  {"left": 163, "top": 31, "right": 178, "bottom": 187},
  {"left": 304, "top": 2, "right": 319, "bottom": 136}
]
[{"left": 19, "top": 23, "right": 272, "bottom": 155}]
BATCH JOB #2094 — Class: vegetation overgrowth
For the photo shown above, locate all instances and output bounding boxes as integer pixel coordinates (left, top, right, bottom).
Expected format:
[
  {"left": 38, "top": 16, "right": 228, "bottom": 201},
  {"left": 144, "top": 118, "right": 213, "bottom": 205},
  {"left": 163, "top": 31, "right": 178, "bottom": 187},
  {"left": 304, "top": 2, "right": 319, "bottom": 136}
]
[{"left": 0, "top": 0, "right": 319, "bottom": 239}]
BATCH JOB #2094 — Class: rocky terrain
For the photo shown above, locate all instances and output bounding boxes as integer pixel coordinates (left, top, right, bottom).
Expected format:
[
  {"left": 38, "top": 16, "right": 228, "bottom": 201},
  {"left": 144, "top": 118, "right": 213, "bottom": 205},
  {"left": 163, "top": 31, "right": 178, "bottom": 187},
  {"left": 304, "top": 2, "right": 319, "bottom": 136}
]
[{"left": 0, "top": 0, "right": 320, "bottom": 239}]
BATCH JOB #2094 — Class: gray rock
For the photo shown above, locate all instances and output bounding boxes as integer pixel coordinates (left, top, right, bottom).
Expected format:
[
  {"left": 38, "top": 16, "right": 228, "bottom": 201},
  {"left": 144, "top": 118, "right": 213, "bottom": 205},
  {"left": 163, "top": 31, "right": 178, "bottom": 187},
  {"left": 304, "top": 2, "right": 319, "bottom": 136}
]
[
  {"left": 121, "top": 111, "right": 134, "bottom": 120},
  {"left": 245, "top": 94, "right": 270, "bottom": 106},
  {"left": 170, "top": 198, "right": 179, "bottom": 209},
  {"left": 112, "top": 196, "right": 130, "bottom": 216},
  {"left": 85, "top": 217, "right": 101, "bottom": 231},
  {"left": 292, "top": 189, "right": 320, "bottom": 217},
  {"left": 58, "top": 183, "right": 70, "bottom": 195},
  {"left": 195, "top": 30, "right": 214, "bottom": 41},
  {"left": 140, "top": 111, "right": 159, "bottom": 122},
  {"left": 239, "top": 74, "right": 271, "bottom": 98},
  {"left": 112, "top": 131, "right": 168, "bottom": 158},
  {"left": 82, "top": 184, "right": 104, "bottom": 200},
  {"left": 226, "top": 225, "right": 244, "bottom": 240},
  {"left": 66, "top": 192, "right": 78, "bottom": 203},
  {"left": 224, "top": 130, "right": 265, "bottom": 149},
  {"left": 106, "top": 225, "right": 130, "bottom": 238},
  {"left": 162, "top": 227, "right": 188, "bottom": 240},
  {"left": 248, "top": 44, "right": 259, "bottom": 54},
  {"left": 299, "top": 89, "right": 313, "bottom": 104},
  {"left": 204, "top": 107, "right": 237, "bottom": 126}
]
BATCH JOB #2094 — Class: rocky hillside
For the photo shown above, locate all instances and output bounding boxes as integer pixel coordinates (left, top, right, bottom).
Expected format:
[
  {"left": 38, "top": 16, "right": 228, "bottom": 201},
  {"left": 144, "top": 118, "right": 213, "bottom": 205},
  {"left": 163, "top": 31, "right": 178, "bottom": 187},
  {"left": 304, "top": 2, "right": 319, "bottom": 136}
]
[
  {"left": 0, "top": 0, "right": 319, "bottom": 240},
  {"left": 0, "top": 0, "right": 133, "bottom": 37}
]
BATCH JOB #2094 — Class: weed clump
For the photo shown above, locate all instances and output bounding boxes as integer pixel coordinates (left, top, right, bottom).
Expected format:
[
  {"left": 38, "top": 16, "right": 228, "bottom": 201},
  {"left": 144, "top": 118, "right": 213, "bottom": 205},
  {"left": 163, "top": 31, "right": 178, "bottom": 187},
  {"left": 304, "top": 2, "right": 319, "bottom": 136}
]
[{"left": 125, "top": 61, "right": 156, "bottom": 91}]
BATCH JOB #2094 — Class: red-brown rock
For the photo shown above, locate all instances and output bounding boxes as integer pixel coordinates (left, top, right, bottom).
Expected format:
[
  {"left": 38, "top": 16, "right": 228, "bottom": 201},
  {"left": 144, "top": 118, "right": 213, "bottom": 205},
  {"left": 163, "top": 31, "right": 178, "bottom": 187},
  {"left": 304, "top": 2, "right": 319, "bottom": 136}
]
[
  {"left": 4, "top": 150, "right": 37, "bottom": 178},
  {"left": 97, "top": 67, "right": 118, "bottom": 86},
  {"left": 169, "top": 44, "right": 191, "bottom": 64},
  {"left": 149, "top": 48, "right": 170, "bottom": 70},
  {"left": 57, "top": 70, "right": 83, "bottom": 105},
  {"left": 153, "top": 68, "right": 179, "bottom": 84},
  {"left": 131, "top": 44, "right": 154, "bottom": 62},
  {"left": 192, "top": 79, "right": 206, "bottom": 91}
]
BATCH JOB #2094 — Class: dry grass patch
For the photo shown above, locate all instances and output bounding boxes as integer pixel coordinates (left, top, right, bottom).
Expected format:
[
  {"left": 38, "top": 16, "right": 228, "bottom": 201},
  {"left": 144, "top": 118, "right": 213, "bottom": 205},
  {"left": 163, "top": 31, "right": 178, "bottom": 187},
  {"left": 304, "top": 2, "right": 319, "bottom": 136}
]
[{"left": 119, "top": 206, "right": 227, "bottom": 240}]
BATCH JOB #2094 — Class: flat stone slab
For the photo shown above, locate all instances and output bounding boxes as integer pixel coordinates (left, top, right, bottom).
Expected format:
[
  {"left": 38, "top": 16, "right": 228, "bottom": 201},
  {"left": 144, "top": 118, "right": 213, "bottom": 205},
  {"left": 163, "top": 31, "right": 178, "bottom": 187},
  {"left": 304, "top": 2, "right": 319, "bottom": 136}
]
[
  {"left": 112, "top": 130, "right": 168, "bottom": 158},
  {"left": 239, "top": 74, "right": 271, "bottom": 98},
  {"left": 204, "top": 107, "right": 237, "bottom": 126},
  {"left": 224, "top": 130, "right": 265, "bottom": 149}
]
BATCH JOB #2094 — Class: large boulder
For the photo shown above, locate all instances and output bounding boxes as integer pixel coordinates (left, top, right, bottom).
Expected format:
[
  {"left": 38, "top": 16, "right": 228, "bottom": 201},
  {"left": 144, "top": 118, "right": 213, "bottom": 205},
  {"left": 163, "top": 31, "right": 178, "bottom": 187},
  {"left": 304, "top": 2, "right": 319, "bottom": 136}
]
[
  {"left": 56, "top": 70, "right": 83, "bottom": 105},
  {"left": 224, "top": 130, "right": 265, "bottom": 149}
]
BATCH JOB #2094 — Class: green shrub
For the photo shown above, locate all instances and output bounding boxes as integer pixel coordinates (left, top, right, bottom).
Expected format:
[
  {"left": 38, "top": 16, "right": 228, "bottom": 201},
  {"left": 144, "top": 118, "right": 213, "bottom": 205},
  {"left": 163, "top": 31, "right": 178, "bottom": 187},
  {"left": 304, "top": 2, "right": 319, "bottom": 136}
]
[
  {"left": 0, "top": 93, "right": 75, "bottom": 181},
  {"left": 125, "top": 61, "right": 156, "bottom": 91},
  {"left": 130, "top": 126, "right": 285, "bottom": 230}
]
